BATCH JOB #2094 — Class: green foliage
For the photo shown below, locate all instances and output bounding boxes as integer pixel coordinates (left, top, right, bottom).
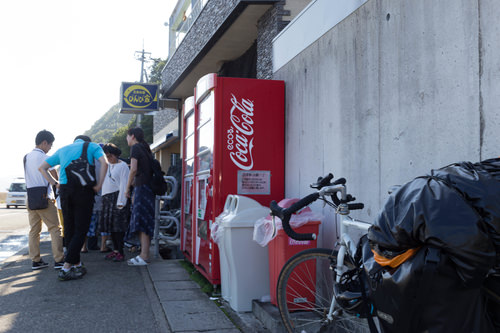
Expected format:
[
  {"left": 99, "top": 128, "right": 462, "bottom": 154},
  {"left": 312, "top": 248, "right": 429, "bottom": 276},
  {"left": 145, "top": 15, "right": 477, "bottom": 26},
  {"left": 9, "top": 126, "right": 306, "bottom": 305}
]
[
  {"left": 148, "top": 58, "right": 167, "bottom": 84},
  {"left": 84, "top": 104, "right": 133, "bottom": 144},
  {"left": 109, "top": 123, "right": 132, "bottom": 158},
  {"left": 106, "top": 114, "right": 153, "bottom": 159}
]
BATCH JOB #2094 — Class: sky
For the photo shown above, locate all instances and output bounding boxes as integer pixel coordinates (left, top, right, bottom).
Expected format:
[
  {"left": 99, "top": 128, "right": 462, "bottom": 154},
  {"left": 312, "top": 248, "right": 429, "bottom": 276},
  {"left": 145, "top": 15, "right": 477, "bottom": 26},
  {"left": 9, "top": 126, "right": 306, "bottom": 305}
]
[{"left": 0, "top": 0, "right": 176, "bottom": 190}]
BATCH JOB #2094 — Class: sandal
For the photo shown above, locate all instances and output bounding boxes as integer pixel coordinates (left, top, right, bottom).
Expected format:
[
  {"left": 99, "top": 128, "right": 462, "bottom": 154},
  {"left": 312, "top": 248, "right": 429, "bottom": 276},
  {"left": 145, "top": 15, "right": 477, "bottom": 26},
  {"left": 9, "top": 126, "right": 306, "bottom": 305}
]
[
  {"left": 127, "top": 255, "right": 148, "bottom": 266},
  {"left": 105, "top": 252, "right": 118, "bottom": 260}
]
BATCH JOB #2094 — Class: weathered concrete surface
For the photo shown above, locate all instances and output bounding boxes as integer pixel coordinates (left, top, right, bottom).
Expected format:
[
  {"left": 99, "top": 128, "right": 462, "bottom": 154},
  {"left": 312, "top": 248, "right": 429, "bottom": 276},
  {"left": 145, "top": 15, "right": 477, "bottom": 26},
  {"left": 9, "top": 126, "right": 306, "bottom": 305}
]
[{"left": 274, "top": 0, "right": 500, "bottom": 245}]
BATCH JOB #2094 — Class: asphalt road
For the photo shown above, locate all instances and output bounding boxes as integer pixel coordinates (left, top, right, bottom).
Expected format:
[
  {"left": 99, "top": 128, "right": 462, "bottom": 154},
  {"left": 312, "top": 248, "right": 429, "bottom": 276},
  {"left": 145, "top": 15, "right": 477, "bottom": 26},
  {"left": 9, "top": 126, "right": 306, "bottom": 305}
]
[
  {"left": 0, "top": 205, "right": 42, "bottom": 263},
  {"left": 0, "top": 205, "right": 29, "bottom": 232},
  {"left": 0, "top": 240, "right": 166, "bottom": 333}
]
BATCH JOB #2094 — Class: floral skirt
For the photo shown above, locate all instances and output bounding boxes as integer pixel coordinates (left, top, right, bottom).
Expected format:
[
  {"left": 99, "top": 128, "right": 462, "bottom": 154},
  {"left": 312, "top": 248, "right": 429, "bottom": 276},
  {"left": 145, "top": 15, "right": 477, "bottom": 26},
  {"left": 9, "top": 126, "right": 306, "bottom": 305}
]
[
  {"left": 100, "top": 191, "right": 130, "bottom": 233},
  {"left": 126, "top": 185, "right": 155, "bottom": 239}
]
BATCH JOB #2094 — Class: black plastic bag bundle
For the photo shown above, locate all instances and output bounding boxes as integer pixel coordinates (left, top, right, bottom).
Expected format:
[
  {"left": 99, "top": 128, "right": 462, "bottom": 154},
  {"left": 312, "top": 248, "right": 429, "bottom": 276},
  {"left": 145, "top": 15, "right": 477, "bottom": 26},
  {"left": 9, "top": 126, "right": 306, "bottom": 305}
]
[
  {"left": 363, "top": 243, "right": 496, "bottom": 332},
  {"left": 369, "top": 158, "right": 500, "bottom": 285},
  {"left": 365, "top": 158, "right": 500, "bottom": 332}
]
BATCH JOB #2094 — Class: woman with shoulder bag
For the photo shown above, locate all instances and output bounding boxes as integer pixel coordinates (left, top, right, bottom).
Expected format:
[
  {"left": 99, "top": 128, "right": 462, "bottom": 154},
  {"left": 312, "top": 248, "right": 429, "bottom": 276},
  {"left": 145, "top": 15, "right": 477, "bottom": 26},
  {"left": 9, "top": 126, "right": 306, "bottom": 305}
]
[{"left": 125, "top": 127, "right": 154, "bottom": 266}]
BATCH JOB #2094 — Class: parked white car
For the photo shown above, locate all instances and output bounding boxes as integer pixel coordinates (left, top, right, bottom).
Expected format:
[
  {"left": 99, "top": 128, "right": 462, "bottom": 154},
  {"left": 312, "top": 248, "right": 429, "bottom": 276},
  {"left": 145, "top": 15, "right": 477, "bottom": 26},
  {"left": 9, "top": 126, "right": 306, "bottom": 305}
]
[{"left": 6, "top": 179, "right": 27, "bottom": 209}]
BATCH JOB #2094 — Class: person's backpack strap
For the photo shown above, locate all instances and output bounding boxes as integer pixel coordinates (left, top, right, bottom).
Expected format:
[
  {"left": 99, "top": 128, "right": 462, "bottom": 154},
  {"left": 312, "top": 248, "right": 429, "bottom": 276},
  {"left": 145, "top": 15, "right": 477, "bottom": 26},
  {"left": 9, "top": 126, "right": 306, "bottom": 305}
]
[
  {"left": 80, "top": 141, "right": 90, "bottom": 162},
  {"left": 134, "top": 143, "right": 154, "bottom": 173},
  {"left": 148, "top": 152, "right": 154, "bottom": 175}
]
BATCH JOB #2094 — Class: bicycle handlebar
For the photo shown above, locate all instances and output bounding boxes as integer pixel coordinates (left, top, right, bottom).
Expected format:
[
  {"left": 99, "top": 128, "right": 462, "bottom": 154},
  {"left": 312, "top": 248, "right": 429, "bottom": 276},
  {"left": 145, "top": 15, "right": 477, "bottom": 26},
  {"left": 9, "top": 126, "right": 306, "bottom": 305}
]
[
  {"left": 311, "top": 173, "right": 334, "bottom": 189},
  {"left": 348, "top": 203, "right": 365, "bottom": 210},
  {"left": 269, "top": 192, "right": 320, "bottom": 241},
  {"left": 270, "top": 174, "right": 365, "bottom": 241}
]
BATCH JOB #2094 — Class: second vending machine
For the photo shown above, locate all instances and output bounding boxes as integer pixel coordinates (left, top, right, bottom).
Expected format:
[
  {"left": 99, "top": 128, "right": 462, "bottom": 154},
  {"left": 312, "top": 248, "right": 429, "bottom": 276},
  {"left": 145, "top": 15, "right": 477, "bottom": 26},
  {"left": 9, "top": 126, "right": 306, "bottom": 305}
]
[{"left": 181, "top": 73, "right": 285, "bottom": 285}]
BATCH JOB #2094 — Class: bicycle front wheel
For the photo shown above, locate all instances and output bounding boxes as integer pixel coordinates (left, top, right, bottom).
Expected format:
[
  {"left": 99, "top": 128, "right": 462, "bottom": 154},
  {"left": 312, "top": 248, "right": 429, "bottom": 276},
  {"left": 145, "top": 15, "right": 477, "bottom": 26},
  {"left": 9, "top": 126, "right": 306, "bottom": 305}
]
[{"left": 277, "top": 248, "right": 367, "bottom": 333}]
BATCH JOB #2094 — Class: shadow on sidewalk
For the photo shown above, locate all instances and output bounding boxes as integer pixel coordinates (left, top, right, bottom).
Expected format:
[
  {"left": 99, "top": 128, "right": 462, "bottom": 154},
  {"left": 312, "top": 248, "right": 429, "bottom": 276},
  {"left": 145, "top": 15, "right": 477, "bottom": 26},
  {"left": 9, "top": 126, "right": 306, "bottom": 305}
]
[{"left": 0, "top": 240, "right": 165, "bottom": 333}]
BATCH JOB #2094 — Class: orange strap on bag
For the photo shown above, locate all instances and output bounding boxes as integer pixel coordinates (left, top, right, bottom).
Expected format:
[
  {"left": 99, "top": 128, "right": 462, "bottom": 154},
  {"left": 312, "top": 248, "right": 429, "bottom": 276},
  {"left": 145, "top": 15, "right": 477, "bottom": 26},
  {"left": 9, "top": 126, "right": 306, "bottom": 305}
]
[{"left": 372, "top": 247, "right": 421, "bottom": 268}]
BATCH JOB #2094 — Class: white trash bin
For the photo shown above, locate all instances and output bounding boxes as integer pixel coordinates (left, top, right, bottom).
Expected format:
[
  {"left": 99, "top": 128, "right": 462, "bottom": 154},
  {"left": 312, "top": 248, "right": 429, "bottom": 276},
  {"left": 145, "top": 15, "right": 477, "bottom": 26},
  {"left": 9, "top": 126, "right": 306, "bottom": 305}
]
[
  {"left": 219, "top": 195, "right": 270, "bottom": 312},
  {"left": 213, "top": 195, "right": 236, "bottom": 303}
]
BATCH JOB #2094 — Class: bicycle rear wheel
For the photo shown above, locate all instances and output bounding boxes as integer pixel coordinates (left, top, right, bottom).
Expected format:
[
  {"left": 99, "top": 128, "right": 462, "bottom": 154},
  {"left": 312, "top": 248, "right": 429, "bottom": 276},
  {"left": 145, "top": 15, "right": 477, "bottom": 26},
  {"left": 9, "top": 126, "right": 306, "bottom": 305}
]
[{"left": 276, "top": 248, "right": 368, "bottom": 333}]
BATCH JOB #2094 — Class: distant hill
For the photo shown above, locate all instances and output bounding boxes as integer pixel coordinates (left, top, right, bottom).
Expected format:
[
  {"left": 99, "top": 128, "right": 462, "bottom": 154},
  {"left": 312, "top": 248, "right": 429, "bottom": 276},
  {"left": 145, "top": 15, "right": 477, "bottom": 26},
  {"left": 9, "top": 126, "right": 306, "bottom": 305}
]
[{"left": 84, "top": 104, "right": 134, "bottom": 143}]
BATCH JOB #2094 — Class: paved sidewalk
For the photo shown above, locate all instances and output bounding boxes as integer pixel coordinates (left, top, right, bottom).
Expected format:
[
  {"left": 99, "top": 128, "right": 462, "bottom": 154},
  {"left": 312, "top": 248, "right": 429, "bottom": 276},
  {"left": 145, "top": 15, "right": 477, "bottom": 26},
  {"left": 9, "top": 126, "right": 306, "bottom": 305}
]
[
  {"left": 0, "top": 239, "right": 269, "bottom": 333},
  {"left": 148, "top": 260, "right": 238, "bottom": 332}
]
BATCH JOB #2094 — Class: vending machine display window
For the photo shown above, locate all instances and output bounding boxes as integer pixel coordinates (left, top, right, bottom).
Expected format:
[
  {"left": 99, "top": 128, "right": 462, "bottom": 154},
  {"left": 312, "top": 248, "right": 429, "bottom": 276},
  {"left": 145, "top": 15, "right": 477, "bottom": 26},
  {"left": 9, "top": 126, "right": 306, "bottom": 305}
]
[
  {"left": 184, "top": 110, "right": 195, "bottom": 228},
  {"left": 185, "top": 158, "right": 194, "bottom": 175},
  {"left": 198, "top": 92, "right": 214, "bottom": 125},
  {"left": 198, "top": 219, "right": 208, "bottom": 241},
  {"left": 198, "top": 125, "right": 213, "bottom": 154},
  {"left": 183, "top": 178, "right": 193, "bottom": 229},
  {"left": 185, "top": 110, "right": 194, "bottom": 136},
  {"left": 198, "top": 150, "right": 212, "bottom": 172},
  {"left": 181, "top": 96, "right": 196, "bottom": 261},
  {"left": 196, "top": 88, "right": 213, "bottom": 242},
  {"left": 197, "top": 94, "right": 214, "bottom": 172},
  {"left": 197, "top": 176, "right": 209, "bottom": 240},
  {"left": 185, "top": 145, "right": 194, "bottom": 174}
]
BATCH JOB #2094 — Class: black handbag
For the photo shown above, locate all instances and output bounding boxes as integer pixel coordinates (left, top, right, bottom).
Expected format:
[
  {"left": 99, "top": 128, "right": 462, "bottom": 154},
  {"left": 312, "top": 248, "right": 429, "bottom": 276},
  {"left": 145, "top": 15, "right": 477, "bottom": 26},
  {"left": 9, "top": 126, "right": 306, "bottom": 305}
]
[
  {"left": 23, "top": 153, "right": 50, "bottom": 210},
  {"left": 27, "top": 186, "right": 49, "bottom": 210}
]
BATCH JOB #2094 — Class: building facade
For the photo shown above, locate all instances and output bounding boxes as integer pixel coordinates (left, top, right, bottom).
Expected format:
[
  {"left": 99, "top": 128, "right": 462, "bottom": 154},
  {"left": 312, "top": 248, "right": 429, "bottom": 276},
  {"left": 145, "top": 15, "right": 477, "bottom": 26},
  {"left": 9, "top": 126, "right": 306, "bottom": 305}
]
[
  {"left": 154, "top": 0, "right": 500, "bottom": 250},
  {"left": 273, "top": 0, "right": 500, "bottom": 247},
  {"left": 153, "top": 0, "right": 310, "bottom": 183}
]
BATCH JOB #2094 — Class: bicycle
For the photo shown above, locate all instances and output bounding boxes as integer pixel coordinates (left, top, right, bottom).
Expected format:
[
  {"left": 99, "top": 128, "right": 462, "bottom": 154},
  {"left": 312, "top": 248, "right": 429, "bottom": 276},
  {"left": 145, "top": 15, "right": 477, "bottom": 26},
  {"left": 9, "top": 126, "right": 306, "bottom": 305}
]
[
  {"left": 270, "top": 173, "right": 377, "bottom": 333},
  {"left": 153, "top": 176, "right": 180, "bottom": 258}
]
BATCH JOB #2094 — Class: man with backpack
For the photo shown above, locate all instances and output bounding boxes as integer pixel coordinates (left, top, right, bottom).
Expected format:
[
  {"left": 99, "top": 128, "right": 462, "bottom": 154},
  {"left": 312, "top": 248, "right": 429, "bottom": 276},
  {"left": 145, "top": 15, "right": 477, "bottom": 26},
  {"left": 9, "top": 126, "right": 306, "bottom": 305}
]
[
  {"left": 39, "top": 135, "right": 108, "bottom": 281},
  {"left": 24, "top": 130, "right": 64, "bottom": 270}
]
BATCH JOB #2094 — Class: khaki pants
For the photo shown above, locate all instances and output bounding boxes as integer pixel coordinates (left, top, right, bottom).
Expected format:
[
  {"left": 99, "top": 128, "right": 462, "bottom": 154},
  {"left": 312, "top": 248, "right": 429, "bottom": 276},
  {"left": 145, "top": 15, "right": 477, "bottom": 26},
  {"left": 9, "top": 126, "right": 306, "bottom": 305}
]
[
  {"left": 28, "top": 200, "right": 64, "bottom": 263},
  {"left": 57, "top": 209, "right": 64, "bottom": 237}
]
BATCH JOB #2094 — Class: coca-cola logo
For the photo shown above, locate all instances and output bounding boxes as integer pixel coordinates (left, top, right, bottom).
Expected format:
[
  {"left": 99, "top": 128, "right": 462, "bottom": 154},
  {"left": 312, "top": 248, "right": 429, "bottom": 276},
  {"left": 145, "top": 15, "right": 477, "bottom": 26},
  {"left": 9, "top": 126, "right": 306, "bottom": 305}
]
[{"left": 226, "top": 94, "right": 254, "bottom": 170}]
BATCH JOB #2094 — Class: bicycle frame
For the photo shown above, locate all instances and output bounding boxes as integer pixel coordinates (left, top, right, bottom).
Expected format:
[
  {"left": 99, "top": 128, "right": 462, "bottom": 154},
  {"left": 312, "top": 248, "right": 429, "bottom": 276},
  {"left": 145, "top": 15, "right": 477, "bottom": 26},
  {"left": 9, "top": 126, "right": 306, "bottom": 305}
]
[
  {"left": 270, "top": 176, "right": 373, "bottom": 330},
  {"left": 318, "top": 185, "right": 372, "bottom": 321}
]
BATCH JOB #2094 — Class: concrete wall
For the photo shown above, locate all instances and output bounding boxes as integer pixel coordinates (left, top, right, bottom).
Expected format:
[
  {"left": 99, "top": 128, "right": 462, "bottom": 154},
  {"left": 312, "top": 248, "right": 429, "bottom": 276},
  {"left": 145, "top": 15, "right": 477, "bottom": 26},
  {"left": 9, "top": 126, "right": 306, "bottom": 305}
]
[
  {"left": 273, "top": 0, "right": 368, "bottom": 71},
  {"left": 273, "top": 0, "right": 500, "bottom": 244},
  {"left": 282, "top": 0, "right": 311, "bottom": 21}
]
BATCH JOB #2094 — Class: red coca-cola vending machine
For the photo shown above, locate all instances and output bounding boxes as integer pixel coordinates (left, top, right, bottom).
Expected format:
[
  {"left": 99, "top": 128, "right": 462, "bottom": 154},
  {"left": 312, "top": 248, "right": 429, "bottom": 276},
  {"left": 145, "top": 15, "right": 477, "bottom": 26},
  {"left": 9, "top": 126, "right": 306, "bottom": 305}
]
[
  {"left": 181, "top": 96, "right": 195, "bottom": 262},
  {"left": 183, "top": 73, "right": 285, "bottom": 285}
]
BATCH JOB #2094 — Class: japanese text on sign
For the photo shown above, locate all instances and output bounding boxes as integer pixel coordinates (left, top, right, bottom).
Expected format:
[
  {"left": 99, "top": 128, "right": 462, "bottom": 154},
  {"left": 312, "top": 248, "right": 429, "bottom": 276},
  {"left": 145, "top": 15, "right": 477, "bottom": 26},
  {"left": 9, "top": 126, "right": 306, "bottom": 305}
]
[{"left": 237, "top": 170, "right": 270, "bottom": 195}]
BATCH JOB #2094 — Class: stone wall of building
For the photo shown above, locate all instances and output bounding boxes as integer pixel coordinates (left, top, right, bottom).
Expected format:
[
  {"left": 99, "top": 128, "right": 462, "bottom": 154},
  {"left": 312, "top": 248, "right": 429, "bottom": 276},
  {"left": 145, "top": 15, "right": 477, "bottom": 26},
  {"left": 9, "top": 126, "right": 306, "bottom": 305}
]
[
  {"left": 154, "top": 108, "right": 178, "bottom": 135},
  {"left": 257, "top": 0, "right": 290, "bottom": 79},
  {"left": 162, "top": 0, "right": 239, "bottom": 91}
]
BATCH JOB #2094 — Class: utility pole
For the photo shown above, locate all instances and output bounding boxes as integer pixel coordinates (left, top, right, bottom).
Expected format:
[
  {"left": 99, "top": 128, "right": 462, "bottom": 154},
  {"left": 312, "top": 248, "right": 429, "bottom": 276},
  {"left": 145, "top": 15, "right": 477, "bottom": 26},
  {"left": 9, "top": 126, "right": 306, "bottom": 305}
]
[{"left": 134, "top": 43, "right": 151, "bottom": 127}]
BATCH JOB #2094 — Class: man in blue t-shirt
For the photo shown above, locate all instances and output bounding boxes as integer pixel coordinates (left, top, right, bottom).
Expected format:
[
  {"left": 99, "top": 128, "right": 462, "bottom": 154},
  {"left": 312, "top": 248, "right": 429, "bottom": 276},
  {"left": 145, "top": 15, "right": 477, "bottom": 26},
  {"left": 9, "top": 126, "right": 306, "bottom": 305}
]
[{"left": 39, "top": 135, "right": 108, "bottom": 281}]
